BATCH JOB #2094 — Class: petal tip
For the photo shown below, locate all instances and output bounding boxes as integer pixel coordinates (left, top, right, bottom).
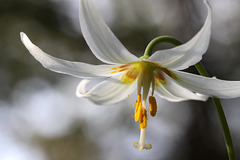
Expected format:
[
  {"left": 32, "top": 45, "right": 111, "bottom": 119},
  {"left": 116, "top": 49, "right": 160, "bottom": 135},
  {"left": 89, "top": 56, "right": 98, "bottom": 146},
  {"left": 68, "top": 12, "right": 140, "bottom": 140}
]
[
  {"left": 20, "top": 32, "right": 31, "bottom": 46},
  {"left": 76, "top": 79, "right": 90, "bottom": 97},
  {"left": 20, "top": 32, "right": 26, "bottom": 40},
  {"left": 203, "top": 0, "right": 212, "bottom": 10},
  {"left": 203, "top": 0, "right": 208, "bottom": 5}
]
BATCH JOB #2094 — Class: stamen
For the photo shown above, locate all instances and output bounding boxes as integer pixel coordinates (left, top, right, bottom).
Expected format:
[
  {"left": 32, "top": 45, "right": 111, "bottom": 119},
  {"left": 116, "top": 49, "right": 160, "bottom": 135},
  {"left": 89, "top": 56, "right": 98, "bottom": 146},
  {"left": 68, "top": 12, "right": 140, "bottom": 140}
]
[
  {"left": 149, "top": 96, "right": 157, "bottom": 117},
  {"left": 133, "top": 129, "right": 152, "bottom": 151},
  {"left": 151, "top": 75, "right": 155, "bottom": 96},
  {"left": 134, "top": 95, "right": 147, "bottom": 129},
  {"left": 140, "top": 108, "right": 147, "bottom": 129},
  {"left": 133, "top": 94, "right": 142, "bottom": 122}
]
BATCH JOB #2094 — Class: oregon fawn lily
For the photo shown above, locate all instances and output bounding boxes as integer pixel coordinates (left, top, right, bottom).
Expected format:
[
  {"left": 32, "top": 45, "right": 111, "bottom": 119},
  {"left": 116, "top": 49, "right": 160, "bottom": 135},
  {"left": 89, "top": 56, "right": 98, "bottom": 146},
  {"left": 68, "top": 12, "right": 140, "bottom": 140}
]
[{"left": 20, "top": 0, "right": 240, "bottom": 151}]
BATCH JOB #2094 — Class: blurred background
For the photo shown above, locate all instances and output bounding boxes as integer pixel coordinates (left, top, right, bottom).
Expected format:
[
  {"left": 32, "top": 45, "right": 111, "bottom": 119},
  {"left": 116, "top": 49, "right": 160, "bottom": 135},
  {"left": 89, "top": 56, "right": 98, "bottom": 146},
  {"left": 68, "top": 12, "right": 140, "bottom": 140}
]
[{"left": 1, "top": 0, "right": 240, "bottom": 159}]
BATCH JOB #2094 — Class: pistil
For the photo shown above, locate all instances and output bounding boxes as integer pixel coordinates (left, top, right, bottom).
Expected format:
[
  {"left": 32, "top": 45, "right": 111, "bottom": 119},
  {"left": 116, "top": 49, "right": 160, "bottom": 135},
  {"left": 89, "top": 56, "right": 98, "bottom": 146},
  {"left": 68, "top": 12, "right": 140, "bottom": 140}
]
[{"left": 133, "top": 129, "right": 152, "bottom": 151}]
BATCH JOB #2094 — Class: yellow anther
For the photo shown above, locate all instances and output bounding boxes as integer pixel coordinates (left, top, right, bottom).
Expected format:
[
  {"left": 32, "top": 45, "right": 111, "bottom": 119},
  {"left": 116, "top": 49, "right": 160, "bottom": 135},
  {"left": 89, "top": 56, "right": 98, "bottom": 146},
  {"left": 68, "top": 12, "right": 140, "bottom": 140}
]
[
  {"left": 134, "top": 94, "right": 147, "bottom": 129},
  {"left": 140, "top": 108, "right": 147, "bottom": 129},
  {"left": 149, "top": 96, "right": 157, "bottom": 117},
  {"left": 134, "top": 94, "right": 142, "bottom": 122}
]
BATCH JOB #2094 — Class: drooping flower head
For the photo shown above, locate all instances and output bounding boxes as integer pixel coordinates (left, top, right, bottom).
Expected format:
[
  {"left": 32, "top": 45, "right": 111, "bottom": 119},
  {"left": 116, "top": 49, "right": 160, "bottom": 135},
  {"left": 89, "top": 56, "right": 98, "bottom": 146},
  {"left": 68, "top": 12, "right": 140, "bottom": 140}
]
[{"left": 20, "top": 0, "right": 240, "bottom": 151}]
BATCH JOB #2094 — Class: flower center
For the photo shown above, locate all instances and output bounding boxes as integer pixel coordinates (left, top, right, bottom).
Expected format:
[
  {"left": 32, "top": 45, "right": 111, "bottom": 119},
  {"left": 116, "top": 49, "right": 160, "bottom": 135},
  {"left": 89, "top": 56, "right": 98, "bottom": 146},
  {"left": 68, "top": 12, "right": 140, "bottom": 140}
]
[
  {"left": 111, "top": 61, "right": 176, "bottom": 151},
  {"left": 132, "top": 61, "right": 156, "bottom": 151}
]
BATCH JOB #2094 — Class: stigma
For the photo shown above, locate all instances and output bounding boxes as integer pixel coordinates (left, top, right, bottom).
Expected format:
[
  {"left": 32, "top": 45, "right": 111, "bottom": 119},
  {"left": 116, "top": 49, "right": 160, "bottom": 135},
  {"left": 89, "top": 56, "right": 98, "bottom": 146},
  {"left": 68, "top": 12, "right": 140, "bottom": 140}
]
[{"left": 133, "top": 129, "right": 152, "bottom": 151}]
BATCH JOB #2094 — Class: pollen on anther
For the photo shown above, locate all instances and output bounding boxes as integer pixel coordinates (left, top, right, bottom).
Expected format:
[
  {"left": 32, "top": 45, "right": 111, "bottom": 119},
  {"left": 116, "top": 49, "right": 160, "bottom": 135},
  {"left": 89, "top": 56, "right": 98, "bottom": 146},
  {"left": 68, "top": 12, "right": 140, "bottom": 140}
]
[
  {"left": 149, "top": 96, "right": 157, "bottom": 117},
  {"left": 134, "top": 94, "right": 142, "bottom": 122},
  {"left": 140, "top": 108, "right": 147, "bottom": 129}
]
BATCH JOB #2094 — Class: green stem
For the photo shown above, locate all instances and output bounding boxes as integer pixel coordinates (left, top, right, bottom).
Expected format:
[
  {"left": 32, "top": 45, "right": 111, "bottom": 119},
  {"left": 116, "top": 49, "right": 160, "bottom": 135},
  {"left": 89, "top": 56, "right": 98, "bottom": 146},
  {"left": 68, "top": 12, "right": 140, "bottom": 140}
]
[
  {"left": 141, "top": 36, "right": 182, "bottom": 59},
  {"left": 195, "top": 62, "right": 236, "bottom": 160},
  {"left": 144, "top": 36, "right": 236, "bottom": 160}
]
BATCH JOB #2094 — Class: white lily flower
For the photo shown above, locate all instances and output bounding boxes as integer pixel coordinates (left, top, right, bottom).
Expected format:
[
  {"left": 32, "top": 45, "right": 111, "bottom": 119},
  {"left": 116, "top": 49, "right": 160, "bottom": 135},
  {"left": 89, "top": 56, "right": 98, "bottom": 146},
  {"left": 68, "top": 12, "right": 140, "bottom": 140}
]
[{"left": 20, "top": 0, "right": 240, "bottom": 151}]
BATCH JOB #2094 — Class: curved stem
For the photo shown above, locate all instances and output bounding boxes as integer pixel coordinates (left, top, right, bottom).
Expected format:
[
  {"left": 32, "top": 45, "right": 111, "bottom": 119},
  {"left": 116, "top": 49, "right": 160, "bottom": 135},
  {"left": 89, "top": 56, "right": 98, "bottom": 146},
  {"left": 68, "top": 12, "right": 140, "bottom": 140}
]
[
  {"left": 143, "top": 36, "right": 236, "bottom": 160},
  {"left": 141, "top": 36, "right": 182, "bottom": 59}
]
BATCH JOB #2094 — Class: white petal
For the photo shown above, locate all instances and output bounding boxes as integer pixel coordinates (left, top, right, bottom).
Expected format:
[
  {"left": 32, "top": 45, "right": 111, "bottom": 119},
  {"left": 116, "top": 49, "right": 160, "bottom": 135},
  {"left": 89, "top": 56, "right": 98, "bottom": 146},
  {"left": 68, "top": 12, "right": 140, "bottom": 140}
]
[
  {"left": 173, "top": 70, "right": 240, "bottom": 99},
  {"left": 76, "top": 77, "right": 107, "bottom": 97},
  {"left": 148, "top": 0, "right": 212, "bottom": 70},
  {"left": 20, "top": 32, "right": 117, "bottom": 78},
  {"left": 154, "top": 73, "right": 208, "bottom": 102},
  {"left": 80, "top": 0, "right": 139, "bottom": 64},
  {"left": 76, "top": 73, "right": 137, "bottom": 105},
  {"left": 76, "top": 79, "right": 91, "bottom": 97}
]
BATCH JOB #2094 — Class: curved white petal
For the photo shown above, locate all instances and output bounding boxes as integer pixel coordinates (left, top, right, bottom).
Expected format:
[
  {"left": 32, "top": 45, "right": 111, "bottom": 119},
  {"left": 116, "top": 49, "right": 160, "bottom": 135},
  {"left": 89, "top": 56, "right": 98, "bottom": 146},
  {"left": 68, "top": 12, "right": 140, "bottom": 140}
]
[
  {"left": 173, "top": 70, "right": 240, "bottom": 99},
  {"left": 76, "top": 77, "right": 107, "bottom": 97},
  {"left": 148, "top": 0, "right": 212, "bottom": 70},
  {"left": 20, "top": 32, "right": 118, "bottom": 78},
  {"left": 154, "top": 73, "right": 208, "bottom": 102},
  {"left": 76, "top": 73, "right": 137, "bottom": 105},
  {"left": 80, "top": 0, "right": 139, "bottom": 64},
  {"left": 77, "top": 79, "right": 91, "bottom": 97}
]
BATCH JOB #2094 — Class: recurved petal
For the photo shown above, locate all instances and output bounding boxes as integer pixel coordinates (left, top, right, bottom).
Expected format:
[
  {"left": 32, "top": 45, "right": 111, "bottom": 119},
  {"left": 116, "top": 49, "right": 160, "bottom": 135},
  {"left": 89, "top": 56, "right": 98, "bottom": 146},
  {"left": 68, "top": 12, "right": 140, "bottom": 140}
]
[
  {"left": 20, "top": 32, "right": 117, "bottom": 78},
  {"left": 154, "top": 73, "right": 208, "bottom": 102},
  {"left": 173, "top": 70, "right": 240, "bottom": 99},
  {"left": 148, "top": 0, "right": 212, "bottom": 70},
  {"left": 76, "top": 73, "right": 137, "bottom": 105},
  {"left": 76, "top": 77, "right": 107, "bottom": 97},
  {"left": 80, "top": 0, "right": 139, "bottom": 64}
]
